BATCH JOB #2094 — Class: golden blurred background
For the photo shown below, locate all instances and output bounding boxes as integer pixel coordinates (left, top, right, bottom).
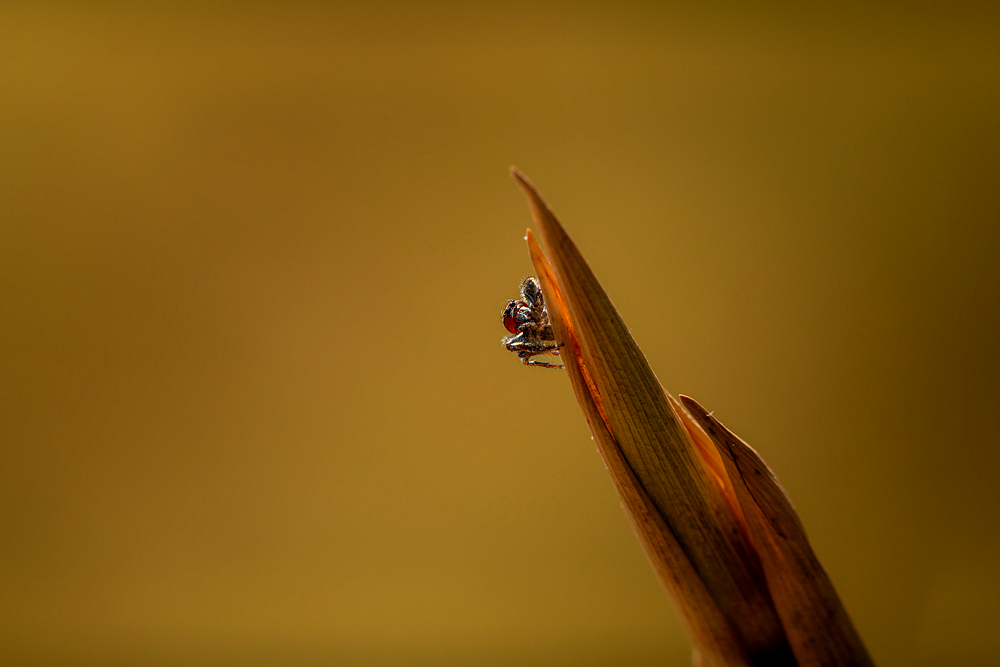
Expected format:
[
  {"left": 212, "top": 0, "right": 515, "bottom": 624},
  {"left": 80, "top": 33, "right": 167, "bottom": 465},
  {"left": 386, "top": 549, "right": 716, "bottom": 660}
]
[{"left": 2, "top": 3, "right": 998, "bottom": 665}]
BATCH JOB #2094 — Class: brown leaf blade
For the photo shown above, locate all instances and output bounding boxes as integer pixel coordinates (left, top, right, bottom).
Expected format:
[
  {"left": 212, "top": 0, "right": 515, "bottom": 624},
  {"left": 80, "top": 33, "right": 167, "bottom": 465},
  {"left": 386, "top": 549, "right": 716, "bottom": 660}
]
[
  {"left": 512, "top": 168, "right": 794, "bottom": 666},
  {"left": 680, "top": 396, "right": 875, "bottom": 667},
  {"left": 527, "top": 231, "right": 750, "bottom": 666}
]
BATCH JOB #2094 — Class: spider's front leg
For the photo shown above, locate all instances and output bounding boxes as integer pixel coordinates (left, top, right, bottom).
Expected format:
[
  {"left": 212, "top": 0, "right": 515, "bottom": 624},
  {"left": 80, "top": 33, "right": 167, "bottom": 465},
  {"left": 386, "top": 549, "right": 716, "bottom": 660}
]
[
  {"left": 501, "top": 332, "right": 527, "bottom": 352},
  {"left": 515, "top": 319, "right": 542, "bottom": 335}
]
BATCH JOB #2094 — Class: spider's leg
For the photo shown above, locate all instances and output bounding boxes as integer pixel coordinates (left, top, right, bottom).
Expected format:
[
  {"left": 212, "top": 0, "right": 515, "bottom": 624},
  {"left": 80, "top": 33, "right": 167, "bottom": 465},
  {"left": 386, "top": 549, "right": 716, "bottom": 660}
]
[
  {"left": 502, "top": 332, "right": 526, "bottom": 350},
  {"left": 513, "top": 343, "right": 556, "bottom": 357},
  {"left": 515, "top": 346, "right": 564, "bottom": 369},
  {"left": 516, "top": 320, "right": 540, "bottom": 334},
  {"left": 520, "top": 357, "right": 563, "bottom": 369},
  {"left": 521, "top": 343, "right": 560, "bottom": 357}
]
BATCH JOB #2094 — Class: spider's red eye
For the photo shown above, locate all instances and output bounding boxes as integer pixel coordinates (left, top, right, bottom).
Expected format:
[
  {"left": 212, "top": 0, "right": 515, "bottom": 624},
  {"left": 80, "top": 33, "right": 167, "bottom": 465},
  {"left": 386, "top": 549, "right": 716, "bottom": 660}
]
[{"left": 502, "top": 301, "right": 519, "bottom": 334}]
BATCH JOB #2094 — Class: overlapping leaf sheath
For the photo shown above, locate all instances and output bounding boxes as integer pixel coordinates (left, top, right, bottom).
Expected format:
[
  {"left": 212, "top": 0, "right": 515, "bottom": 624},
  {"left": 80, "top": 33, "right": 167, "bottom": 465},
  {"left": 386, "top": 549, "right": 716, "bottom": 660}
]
[
  {"left": 681, "top": 396, "right": 873, "bottom": 666},
  {"left": 511, "top": 167, "right": 873, "bottom": 667}
]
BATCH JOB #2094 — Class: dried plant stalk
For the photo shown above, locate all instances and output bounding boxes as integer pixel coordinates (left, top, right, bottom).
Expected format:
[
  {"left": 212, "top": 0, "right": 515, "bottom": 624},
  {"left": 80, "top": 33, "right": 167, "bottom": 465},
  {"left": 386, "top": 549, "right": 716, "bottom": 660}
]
[{"left": 511, "top": 167, "right": 873, "bottom": 667}]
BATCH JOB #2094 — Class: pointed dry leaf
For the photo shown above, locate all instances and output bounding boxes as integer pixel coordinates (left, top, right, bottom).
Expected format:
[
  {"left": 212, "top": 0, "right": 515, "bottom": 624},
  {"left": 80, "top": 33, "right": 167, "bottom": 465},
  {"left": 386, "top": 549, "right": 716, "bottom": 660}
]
[
  {"left": 512, "top": 167, "right": 795, "bottom": 666},
  {"left": 510, "top": 168, "right": 874, "bottom": 666},
  {"left": 527, "top": 231, "right": 750, "bottom": 666}
]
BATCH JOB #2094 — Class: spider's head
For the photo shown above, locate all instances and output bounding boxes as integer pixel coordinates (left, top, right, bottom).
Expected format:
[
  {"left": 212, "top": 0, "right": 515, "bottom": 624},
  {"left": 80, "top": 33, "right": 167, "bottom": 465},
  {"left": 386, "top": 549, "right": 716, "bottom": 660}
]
[{"left": 502, "top": 300, "right": 524, "bottom": 334}]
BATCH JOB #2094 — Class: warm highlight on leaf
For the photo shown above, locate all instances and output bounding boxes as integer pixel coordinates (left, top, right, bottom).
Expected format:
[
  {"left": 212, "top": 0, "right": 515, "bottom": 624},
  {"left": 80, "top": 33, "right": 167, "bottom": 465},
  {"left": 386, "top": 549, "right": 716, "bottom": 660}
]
[{"left": 525, "top": 232, "right": 610, "bottom": 431}]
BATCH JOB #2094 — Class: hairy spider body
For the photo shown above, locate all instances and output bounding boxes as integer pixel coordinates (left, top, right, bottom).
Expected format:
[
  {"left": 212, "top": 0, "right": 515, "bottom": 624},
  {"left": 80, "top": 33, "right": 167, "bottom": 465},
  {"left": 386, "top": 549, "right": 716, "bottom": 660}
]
[{"left": 501, "top": 277, "right": 563, "bottom": 369}]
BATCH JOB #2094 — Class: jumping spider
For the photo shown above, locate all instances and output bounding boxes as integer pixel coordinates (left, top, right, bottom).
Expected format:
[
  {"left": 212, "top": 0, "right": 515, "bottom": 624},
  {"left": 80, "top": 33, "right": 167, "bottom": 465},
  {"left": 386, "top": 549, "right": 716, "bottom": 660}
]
[{"left": 501, "top": 276, "right": 563, "bottom": 369}]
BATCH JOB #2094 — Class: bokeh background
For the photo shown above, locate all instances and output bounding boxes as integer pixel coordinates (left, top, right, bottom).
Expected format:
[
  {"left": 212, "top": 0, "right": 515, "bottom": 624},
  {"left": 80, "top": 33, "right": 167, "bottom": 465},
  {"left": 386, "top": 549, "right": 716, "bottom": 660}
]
[{"left": 2, "top": 3, "right": 999, "bottom": 666}]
